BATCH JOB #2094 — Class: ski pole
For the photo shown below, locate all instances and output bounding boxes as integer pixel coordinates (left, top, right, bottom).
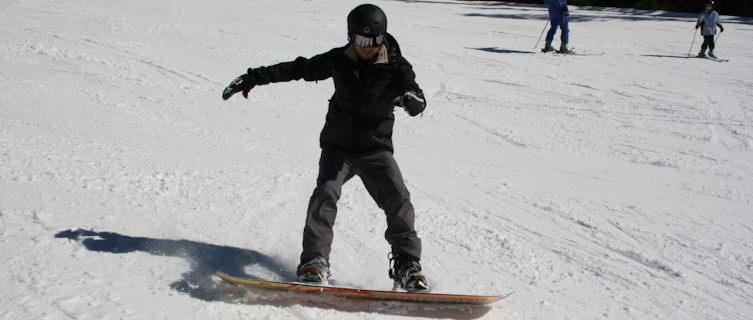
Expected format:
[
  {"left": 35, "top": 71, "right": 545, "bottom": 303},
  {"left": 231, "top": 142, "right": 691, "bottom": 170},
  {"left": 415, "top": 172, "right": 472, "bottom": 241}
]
[
  {"left": 687, "top": 28, "right": 698, "bottom": 57},
  {"left": 689, "top": 16, "right": 705, "bottom": 57},
  {"left": 715, "top": 31, "right": 722, "bottom": 45},
  {"left": 534, "top": 19, "right": 550, "bottom": 50}
]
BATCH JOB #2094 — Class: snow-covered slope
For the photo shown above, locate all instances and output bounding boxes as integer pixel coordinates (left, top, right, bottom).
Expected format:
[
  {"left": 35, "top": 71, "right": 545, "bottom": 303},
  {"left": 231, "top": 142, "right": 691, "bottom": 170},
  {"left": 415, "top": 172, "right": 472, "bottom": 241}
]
[{"left": 2, "top": 0, "right": 752, "bottom": 319}]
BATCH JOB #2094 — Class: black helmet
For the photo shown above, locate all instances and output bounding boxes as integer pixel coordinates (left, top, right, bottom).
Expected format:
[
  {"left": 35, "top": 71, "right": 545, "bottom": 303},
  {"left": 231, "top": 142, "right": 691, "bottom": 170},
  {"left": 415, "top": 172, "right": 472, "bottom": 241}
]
[
  {"left": 706, "top": 0, "right": 714, "bottom": 6},
  {"left": 347, "top": 4, "right": 387, "bottom": 36}
]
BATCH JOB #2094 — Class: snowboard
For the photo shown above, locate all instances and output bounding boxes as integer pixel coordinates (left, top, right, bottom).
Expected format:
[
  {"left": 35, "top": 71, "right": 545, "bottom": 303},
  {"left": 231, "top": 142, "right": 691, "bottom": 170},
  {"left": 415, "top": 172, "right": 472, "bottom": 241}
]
[{"left": 216, "top": 272, "right": 511, "bottom": 305}]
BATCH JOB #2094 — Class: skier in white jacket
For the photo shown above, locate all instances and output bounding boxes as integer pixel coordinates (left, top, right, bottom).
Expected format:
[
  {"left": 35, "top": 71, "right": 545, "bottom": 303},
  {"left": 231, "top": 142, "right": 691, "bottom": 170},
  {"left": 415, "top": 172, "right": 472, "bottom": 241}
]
[{"left": 696, "top": 0, "right": 724, "bottom": 58}]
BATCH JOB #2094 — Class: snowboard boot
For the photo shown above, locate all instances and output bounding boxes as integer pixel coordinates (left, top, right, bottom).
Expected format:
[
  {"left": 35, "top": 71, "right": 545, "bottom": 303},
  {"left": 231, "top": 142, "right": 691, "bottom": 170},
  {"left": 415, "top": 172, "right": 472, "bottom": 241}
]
[
  {"left": 542, "top": 40, "right": 555, "bottom": 53},
  {"left": 559, "top": 41, "right": 571, "bottom": 54},
  {"left": 296, "top": 256, "right": 330, "bottom": 283},
  {"left": 708, "top": 50, "right": 717, "bottom": 59},
  {"left": 388, "top": 253, "right": 429, "bottom": 292}
]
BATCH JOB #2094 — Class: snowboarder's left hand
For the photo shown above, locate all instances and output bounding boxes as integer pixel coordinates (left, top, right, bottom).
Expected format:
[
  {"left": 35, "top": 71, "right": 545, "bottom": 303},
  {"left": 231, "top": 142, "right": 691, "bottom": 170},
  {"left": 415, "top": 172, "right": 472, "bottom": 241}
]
[
  {"left": 222, "top": 73, "right": 257, "bottom": 100},
  {"left": 394, "top": 90, "right": 426, "bottom": 116}
]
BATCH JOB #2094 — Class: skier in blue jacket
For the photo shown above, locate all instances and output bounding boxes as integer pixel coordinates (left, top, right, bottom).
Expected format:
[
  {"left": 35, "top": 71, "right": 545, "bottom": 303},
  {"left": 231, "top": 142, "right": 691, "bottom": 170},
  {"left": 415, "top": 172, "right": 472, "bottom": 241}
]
[
  {"left": 542, "top": 0, "right": 571, "bottom": 53},
  {"left": 696, "top": 0, "right": 724, "bottom": 58}
]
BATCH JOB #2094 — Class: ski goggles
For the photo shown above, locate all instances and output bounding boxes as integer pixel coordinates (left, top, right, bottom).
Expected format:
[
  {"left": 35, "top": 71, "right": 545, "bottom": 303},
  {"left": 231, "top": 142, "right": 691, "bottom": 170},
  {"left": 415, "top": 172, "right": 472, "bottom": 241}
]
[{"left": 351, "top": 33, "right": 385, "bottom": 48}]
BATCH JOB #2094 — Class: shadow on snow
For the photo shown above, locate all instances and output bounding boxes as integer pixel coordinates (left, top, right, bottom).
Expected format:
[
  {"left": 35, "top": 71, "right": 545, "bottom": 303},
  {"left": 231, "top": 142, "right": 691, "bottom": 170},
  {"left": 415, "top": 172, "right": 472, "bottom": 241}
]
[
  {"left": 471, "top": 47, "right": 536, "bottom": 54},
  {"left": 641, "top": 54, "right": 694, "bottom": 59},
  {"left": 390, "top": 0, "right": 753, "bottom": 24},
  {"left": 55, "top": 229, "right": 495, "bottom": 319}
]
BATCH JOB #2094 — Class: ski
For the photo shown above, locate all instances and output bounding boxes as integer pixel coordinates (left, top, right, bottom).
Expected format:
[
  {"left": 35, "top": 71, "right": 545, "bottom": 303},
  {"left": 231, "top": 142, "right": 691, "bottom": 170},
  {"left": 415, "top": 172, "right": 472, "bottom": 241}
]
[
  {"left": 539, "top": 48, "right": 603, "bottom": 56},
  {"left": 696, "top": 55, "right": 729, "bottom": 62}
]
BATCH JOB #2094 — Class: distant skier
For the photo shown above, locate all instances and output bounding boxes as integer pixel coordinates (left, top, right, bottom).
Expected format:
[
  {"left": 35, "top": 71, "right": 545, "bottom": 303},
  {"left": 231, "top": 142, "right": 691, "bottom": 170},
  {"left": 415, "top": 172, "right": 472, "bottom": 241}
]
[
  {"left": 696, "top": 0, "right": 724, "bottom": 58},
  {"left": 542, "top": 0, "right": 571, "bottom": 53},
  {"left": 221, "top": 4, "right": 429, "bottom": 291}
]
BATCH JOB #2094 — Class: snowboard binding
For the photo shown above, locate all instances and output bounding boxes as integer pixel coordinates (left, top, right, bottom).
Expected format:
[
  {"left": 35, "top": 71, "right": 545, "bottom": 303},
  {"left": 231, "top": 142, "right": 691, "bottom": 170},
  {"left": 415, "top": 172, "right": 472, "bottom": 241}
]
[
  {"left": 389, "top": 253, "right": 430, "bottom": 292},
  {"left": 296, "top": 256, "right": 330, "bottom": 283}
]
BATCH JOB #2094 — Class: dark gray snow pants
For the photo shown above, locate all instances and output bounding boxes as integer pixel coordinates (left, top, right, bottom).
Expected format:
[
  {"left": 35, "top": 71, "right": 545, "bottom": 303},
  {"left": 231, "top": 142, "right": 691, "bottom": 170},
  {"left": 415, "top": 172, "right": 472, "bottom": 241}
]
[{"left": 300, "top": 147, "right": 422, "bottom": 263}]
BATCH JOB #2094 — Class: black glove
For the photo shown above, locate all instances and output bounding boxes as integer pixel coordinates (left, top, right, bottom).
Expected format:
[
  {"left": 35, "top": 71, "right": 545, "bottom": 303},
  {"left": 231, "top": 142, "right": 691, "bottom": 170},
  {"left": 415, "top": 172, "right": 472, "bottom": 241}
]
[
  {"left": 394, "top": 90, "right": 426, "bottom": 116},
  {"left": 222, "top": 71, "right": 257, "bottom": 100},
  {"left": 720, "top": 26, "right": 724, "bottom": 32}
]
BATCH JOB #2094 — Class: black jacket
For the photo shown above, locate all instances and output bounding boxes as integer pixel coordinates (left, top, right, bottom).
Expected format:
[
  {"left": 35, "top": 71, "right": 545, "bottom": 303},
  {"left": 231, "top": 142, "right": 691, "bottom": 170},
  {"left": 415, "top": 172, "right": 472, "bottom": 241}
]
[{"left": 250, "top": 34, "right": 424, "bottom": 154}]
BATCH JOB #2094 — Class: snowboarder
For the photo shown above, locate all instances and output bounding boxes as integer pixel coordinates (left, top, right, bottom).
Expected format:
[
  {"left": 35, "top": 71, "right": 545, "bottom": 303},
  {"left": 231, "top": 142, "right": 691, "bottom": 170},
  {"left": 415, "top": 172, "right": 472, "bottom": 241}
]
[
  {"left": 542, "top": 0, "right": 571, "bottom": 53},
  {"left": 696, "top": 0, "right": 724, "bottom": 59},
  {"left": 221, "top": 4, "right": 429, "bottom": 291}
]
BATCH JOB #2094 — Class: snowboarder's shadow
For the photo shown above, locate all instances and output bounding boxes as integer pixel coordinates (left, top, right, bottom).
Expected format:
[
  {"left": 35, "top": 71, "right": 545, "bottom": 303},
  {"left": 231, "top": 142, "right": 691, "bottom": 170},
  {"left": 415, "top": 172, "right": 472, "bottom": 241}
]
[
  {"left": 54, "top": 229, "right": 289, "bottom": 298},
  {"left": 55, "top": 229, "right": 495, "bottom": 319}
]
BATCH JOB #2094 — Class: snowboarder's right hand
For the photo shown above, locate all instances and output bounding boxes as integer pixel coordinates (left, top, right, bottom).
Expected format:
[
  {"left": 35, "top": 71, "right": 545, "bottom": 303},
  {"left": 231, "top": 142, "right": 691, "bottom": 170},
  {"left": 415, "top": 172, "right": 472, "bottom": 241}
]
[
  {"left": 394, "top": 90, "right": 426, "bottom": 116},
  {"left": 222, "top": 73, "right": 257, "bottom": 100}
]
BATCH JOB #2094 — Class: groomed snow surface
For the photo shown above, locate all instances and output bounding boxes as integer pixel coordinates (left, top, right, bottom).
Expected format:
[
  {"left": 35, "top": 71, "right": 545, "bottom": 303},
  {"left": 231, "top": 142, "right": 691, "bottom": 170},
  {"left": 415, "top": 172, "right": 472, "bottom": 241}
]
[{"left": 2, "top": 0, "right": 752, "bottom": 319}]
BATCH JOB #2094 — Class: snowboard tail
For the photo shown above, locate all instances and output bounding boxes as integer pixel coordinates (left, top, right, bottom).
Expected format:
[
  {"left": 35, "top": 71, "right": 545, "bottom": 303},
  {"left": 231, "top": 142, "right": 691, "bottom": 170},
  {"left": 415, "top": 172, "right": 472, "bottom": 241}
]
[{"left": 216, "top": 272, "right": 510, "bottom": 305}]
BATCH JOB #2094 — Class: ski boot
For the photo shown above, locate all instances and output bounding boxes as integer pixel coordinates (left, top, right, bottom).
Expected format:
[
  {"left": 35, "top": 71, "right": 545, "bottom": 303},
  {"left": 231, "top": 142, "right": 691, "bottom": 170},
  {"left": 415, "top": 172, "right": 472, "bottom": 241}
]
[
  {"left": 697, "top": 49, "right": 707, "bottom": 58},
  {"left": 296, "top": 256, "right": 330, "bottom": 283},
  {"left": 389, "top": 253, "right": 429, "bottom": 292},
  {"left": 708, "top": 50, "right": 717, "bottom": 59},
  {"left": 558, "top": 41, "right": 572, "bottom": 54},
  {"left": 542, "top": 40, "right": 555, "bottom": 53}
]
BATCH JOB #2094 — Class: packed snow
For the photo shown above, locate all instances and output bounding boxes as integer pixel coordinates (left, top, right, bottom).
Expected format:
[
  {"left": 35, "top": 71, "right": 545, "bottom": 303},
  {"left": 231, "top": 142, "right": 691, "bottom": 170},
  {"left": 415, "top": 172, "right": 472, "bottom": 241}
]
[{"left": 2, "top": 0, "right": 752, "bottom": 319}]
